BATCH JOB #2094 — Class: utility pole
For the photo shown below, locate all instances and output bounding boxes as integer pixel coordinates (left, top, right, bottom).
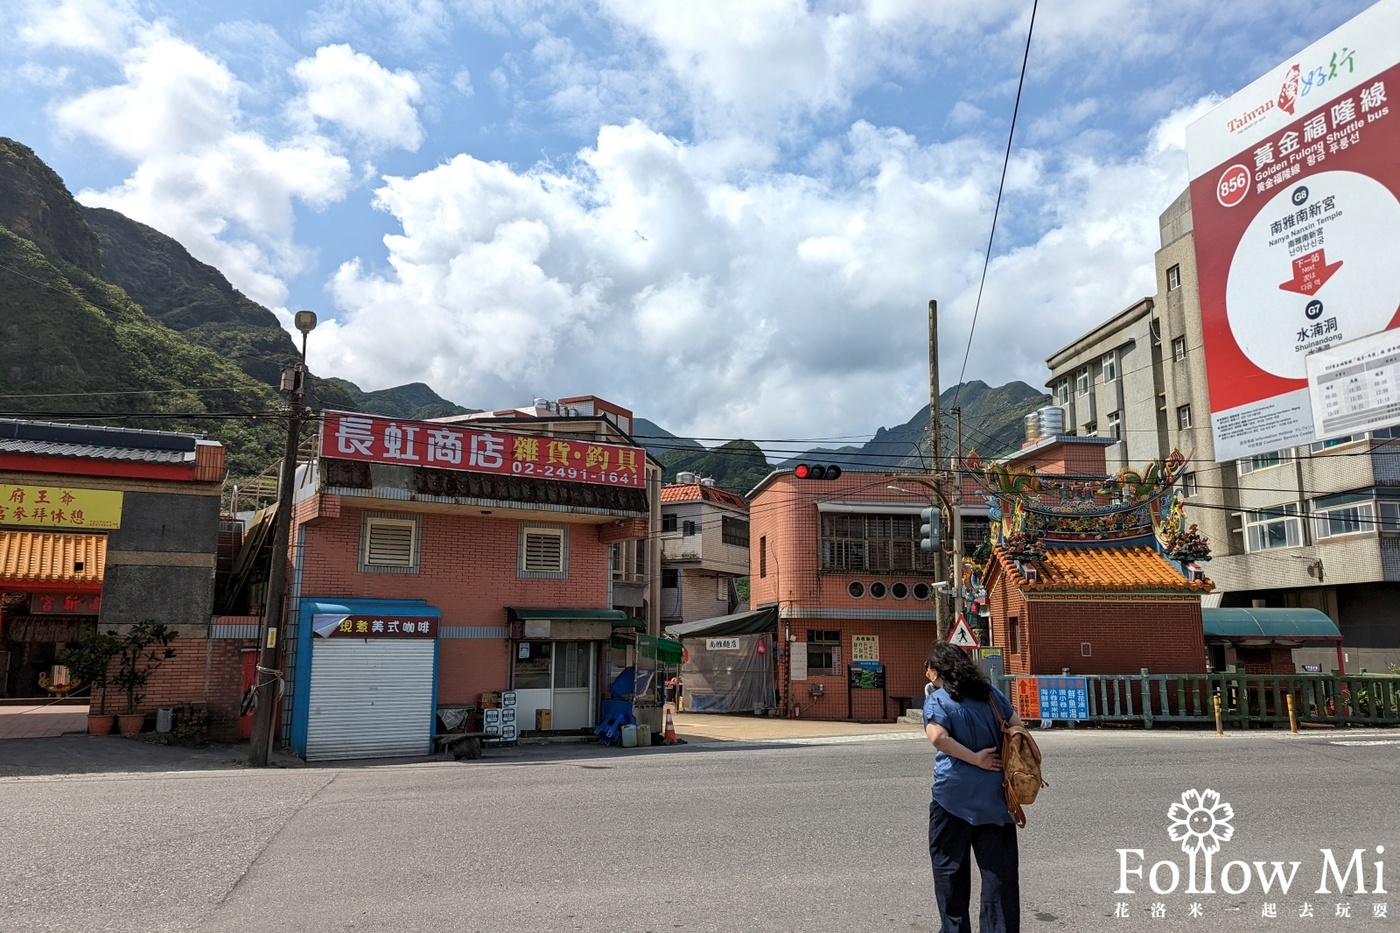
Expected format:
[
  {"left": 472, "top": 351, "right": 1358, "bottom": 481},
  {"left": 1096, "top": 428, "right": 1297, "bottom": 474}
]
[
  {"left": 951, "top": 407, "right": 964, "bottom": 634},
  {"left": 249, "top": 311, "right": 317, "bottom": 767},
  {"left": 928, "top": 299, "right": 947, "bottom": 639}
]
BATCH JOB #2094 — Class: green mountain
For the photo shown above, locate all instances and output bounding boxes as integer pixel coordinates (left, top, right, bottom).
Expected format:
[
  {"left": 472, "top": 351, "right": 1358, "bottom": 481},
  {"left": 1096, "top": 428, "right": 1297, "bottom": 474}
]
[
  {"left": 0, "top": 138, "right": 472, "bottom": 479},
  {"left": 0, "top": 139, "right": 288, "bottom": 478},
  {"left": 778, "top": 380, "right": 1049, "bottom": 472},
  {"left": 658, "top": 439, "right": 772, "bottom": 495}
]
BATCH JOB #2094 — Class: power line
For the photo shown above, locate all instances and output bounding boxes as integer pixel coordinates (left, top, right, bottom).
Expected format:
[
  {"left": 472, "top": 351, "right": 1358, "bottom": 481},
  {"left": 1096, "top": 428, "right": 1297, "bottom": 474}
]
[{"left": 951, "top": 0, "right": 1038, "bottom": 411}]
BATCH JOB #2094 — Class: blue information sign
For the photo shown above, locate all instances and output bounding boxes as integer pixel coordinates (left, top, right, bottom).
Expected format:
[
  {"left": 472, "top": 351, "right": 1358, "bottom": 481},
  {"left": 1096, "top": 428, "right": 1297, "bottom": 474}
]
[{"left": 1037, "top": 677, "right": 1089, "bottom": 721}]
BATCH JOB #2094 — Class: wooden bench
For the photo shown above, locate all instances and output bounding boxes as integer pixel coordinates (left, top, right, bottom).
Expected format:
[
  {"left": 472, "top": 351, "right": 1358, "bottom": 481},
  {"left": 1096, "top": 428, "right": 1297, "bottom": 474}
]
[{"left": 435, "top": 731, "right": 492, "bottom": 760}]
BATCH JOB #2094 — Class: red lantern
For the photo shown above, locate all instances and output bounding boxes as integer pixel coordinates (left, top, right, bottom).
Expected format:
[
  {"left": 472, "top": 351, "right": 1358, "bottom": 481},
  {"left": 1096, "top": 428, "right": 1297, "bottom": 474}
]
[{"left": 756, "top": 638, "right": 767, "bottom": 656}]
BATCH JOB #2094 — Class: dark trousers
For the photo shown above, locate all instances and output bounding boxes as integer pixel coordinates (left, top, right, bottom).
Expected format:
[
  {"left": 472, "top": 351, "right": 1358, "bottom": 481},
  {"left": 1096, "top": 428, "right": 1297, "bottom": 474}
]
[{"left": 928, "top": 799, "right": 1020, "bottom": 933}]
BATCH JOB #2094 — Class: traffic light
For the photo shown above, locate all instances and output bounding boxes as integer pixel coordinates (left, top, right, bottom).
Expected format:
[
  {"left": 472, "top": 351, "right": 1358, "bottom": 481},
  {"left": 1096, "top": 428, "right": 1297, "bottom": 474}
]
[
  {"left": 920, "top": 506, "right": 942, "bottom": 551},
  {"left": 793, "top": 463, "right": 843, "bottom": 480}
]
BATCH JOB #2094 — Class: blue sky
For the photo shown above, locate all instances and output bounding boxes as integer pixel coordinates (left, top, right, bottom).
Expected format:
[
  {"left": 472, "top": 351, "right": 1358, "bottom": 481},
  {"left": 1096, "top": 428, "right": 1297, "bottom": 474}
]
[{"left": 0, "top": 0, "right": 1377, "bottom": 446}]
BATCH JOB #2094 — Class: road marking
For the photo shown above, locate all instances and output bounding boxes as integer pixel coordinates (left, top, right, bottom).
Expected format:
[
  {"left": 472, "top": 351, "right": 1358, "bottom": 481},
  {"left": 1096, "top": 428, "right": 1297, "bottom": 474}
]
[{"left": 1330, "top": 739, "right": 1400, "bottom": 746}]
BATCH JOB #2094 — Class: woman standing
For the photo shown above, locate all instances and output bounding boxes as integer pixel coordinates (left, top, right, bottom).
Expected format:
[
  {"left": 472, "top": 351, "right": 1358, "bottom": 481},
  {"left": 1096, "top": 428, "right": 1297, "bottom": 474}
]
[{"left": 923, "top": 642, "right": 1022, "bottom": 933}]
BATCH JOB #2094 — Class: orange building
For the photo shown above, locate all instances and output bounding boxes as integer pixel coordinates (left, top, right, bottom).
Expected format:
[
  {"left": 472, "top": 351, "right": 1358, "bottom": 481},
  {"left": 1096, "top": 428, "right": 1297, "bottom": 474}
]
[{"left": 747, "top": 466, "right": 964, "bottom": 721}]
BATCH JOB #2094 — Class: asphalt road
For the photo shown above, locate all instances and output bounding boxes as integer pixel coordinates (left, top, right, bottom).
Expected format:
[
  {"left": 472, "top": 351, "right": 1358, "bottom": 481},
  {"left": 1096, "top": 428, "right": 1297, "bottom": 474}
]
[{"left": 2, "top": 728, "right": 1398, "bottom": 932}]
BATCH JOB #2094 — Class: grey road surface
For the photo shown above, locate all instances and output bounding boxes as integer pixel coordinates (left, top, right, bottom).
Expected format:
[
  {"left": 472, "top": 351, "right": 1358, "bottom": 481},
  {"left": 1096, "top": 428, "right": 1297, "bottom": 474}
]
[{"left": 2, "top": 728, "right": 1397, "bottom": 932}]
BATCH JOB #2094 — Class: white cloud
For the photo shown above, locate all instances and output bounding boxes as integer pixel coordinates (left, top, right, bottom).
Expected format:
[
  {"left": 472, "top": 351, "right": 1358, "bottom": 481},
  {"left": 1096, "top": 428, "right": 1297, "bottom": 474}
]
[
  {"left": 55, "top": 25, "right": 239, "bottom": 160},
  {"left": 16, "top": 0, "right": 139, "bottom": 58},
  {"left": 53, "top": 25, "right": 353, "bottom": 308},
  {"left": 316, "top": 119, "right": 1006, "bottom": 440},
  {"left": 291, "top": 44, "right": 424, "bottom": 151},
  {"left": 304, "top": 0, "right": 454, "bottom": 51}
]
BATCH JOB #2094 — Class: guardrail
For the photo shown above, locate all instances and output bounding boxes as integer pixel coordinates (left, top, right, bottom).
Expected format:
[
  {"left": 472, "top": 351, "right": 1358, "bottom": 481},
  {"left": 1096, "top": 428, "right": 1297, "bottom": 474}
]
[{"left": 993, "top": 671, "right": 1400, "bottom": 728}]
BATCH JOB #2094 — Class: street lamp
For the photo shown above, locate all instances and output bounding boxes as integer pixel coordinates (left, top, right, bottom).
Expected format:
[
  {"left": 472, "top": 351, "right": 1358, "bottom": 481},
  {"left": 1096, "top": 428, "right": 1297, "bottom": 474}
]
[
  {"left": 889, "top": 477, "right": 963, "bottom": 640},
  {"left": 249, "top": 310, "right": 317, "bottom": 767}
]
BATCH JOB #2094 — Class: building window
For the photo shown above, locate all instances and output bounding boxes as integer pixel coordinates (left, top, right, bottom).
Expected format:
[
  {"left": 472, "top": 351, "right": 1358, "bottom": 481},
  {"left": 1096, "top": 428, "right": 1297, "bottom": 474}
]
[
  {"left": 1180, "top": 472, "right": 1198, "bottom": 497},
  {"left": 1009, "top": 616, "right": 1020, "bottom": 655},
  {"left": 1167, "top": 264, "right": 1181, "bottom": 290},
  {"left": 1172, "top": 336, "right": 1187, "bottom": 362},
  {"left": 1102, "top": 351, "right": 1118, "bottom": 382},
  {"left": 1054, "top": 380, "right": 1069, "bottom": 405},
  {"left": 1310, "top": 435, "right": 1358, "bottom": 452},
  {"left": 721, "top": 516, "right": 749, "bottom": 547},
  {"left": 1238, "top": 450, "right": 1287, "bottom": 474},
  {"left": 1107, "top": 410, "right": 1121, "bottom": 441},
  {"left": 819, "top": 513, "right": 937, "bottom": 573},
  {"left": 1076, "top": 368, "right": 1090, "bottom": 396},
  {"left": 716, "top": 577, "right": 728, "bottom": 600},
  {"left": 847, "top": 581, "right": 865, "bottom": 599},
  {"left": 1177, "top": 404, "right": 1192, "bottom": 429},
  {"left": 519, "top": 524, "right": 568, "bottom": 576},
  {"left": 1243, "top": 506, "right": 1302, "bottom": 552},
  {"left": 1372, "top": 426, "right": 1400, "bottom": 440},
  {"left": 682, "top": 520, "right": 697, "bottom": 536},
  {"left": 360, "top": 514, "right": 420, "bottom": 572},
  {"left": 1314, "top": 497, "right": 1375, "bottom": 539},
  {"left": 1381, "top": 502, "right": 1400, "bottom": 532},
  {"left": 806, "top": 630, "right": 840, "bottom": 676},
  {"left": 1084, "top": 421, "right": 1098, "bottom": 437},
  {"left": 661, "top": 513, "right": 677, "bottom": 532},
  {"left": 759, "top": 535, "right": 767, "bottom": 577},
  {"left": 662, "top": 569, "right": 679, "bottom": 589}
]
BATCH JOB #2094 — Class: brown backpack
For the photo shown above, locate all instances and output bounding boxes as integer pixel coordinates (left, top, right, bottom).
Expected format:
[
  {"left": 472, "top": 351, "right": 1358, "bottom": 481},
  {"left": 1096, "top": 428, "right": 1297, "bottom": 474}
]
[{"left": 991, "top": 700, "right": 1048, "bottom": 828}]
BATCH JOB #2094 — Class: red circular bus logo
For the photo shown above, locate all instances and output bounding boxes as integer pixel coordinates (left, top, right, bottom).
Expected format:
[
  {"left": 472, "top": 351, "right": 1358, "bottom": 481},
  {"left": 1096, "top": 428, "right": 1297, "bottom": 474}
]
[{"left": 1216, "top": 163, "right": 1251, "bottom": 207}]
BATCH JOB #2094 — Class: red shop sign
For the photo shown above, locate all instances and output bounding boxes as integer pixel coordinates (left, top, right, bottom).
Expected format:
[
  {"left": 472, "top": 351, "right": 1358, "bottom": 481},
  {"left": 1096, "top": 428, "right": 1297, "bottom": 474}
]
[{"left": 321, "top": 411, "right": 645, "bottom": 489}]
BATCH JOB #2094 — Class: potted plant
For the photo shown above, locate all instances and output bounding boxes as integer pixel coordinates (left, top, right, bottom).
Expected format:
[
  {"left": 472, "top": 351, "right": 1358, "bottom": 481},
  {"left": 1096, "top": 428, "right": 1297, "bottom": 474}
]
[
  {"left": 58, "top": 629, "right": 121, "bottom": 735},
  {"left": 111, "top": 621, "right": 177, "bottom": 736}
]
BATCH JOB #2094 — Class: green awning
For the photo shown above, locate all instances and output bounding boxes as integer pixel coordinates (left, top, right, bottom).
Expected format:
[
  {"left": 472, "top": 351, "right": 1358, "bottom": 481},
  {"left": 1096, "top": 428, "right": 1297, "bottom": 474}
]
[
  {"left": 1202, "top": 608, "right": 1341, "bottom": 641},
  {"left": 664, "top": 606, "right": 778, "bottom": 639},
  {"left": 608, "top": 633, "right": 683, "bottom": 665}
]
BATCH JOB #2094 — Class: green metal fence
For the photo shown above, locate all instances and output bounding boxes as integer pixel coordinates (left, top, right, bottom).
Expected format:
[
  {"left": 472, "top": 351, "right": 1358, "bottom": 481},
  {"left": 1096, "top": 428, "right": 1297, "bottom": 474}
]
[{"left": 993, "top": 671, "right": 1400, "bottom": 728}]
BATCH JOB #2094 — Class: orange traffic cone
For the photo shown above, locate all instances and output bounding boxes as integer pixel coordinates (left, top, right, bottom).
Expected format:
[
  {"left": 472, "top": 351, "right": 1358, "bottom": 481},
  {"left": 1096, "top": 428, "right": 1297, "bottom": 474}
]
[{"left": 663, "top": 707, "right": 679, "bottom": 744}]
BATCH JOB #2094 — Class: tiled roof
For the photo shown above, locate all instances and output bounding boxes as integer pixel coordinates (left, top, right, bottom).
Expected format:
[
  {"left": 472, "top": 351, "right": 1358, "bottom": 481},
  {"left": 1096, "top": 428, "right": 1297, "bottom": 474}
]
[
  {"left": 0, "top": 420, "right": 197, "bottom": 465},
  {"left": 660, "top": 483, "right": 748, "bottom": 510},
  {"left": 0, "top": 531, "right": 106, "bottom": 586},
  {"left": 994, "top": 545, "right": 1212, "bottom": 593}
]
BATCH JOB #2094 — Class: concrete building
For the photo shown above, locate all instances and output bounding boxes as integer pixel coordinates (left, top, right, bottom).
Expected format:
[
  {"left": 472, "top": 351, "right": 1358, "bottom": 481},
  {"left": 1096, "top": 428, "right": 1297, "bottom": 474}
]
[
  {"left": 0, "top": 419, "right": 236, "bottom": 729},
  {"left": 658, "top": 475, "right": 749, "bottom": 629},
  {"left": 1044, "top": 190, "right": 1400, "bottom": 673},
  {"left": 746, "top": 468, "right": 943, "bottom": 721},
  {"left": 270, "top": 396, "right": 666, "bottom": 760}
]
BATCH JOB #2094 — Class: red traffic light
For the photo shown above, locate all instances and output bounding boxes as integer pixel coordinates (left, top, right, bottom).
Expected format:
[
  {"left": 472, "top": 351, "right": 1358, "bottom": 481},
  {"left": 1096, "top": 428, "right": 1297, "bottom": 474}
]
[{"left": 794, "top": 463, "right": 842, "bottom": 480}]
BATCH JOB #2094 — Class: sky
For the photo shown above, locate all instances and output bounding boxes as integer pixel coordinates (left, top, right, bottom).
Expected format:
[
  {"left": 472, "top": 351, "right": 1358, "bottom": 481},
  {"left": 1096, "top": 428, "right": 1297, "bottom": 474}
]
[{"left": 0, "top": 0, "right": 1378, "bottom": 449}]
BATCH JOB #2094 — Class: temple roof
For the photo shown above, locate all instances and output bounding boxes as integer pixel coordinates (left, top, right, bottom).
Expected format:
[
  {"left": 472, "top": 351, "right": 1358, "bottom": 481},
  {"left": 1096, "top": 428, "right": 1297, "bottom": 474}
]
[{"left": 991, "top": 545, "right": 1213, "bottom": 594}]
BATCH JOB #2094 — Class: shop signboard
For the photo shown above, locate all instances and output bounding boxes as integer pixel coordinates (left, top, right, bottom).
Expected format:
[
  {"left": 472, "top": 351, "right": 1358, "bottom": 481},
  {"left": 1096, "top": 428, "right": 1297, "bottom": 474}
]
[
  {"left": 29, "top": 593, "right": 102, "bottom": 615},
  {"left": 851, "top": 635, "right": 879, "bottom": 662},
  {"left": 321, "top": 410, "right": 645, "bottom": 488},
  {"left": 1185, "top": 0, "right": 1400, "bottom": 460},
  {"left": 0, "top": 483, "right": 123, "bottom": 529},
  {"left": 313, "top": 614, "right": 439, "bottom": 639}
]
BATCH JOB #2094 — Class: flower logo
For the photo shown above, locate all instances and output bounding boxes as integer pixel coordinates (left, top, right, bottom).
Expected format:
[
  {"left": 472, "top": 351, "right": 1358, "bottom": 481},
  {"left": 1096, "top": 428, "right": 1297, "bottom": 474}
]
[
  {"left": 1166, "top": 788, "right": 1235, "bottom": 891},
  {"left": 1168, "top": 788, "right": 1235, "bottom": 854}
]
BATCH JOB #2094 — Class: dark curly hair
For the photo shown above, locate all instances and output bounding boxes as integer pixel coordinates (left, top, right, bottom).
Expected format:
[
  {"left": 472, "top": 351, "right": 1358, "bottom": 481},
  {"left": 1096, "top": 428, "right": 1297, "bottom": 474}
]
[{"left": 926, "top": 642, "right": 991, "bottom": 702}]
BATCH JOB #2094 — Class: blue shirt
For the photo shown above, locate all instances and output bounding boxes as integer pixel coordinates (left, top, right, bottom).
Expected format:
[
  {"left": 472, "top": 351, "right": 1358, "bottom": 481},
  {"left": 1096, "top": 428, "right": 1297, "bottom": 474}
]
[{"left": 923, "top": 686, "right": 1015, "bottom": 825}]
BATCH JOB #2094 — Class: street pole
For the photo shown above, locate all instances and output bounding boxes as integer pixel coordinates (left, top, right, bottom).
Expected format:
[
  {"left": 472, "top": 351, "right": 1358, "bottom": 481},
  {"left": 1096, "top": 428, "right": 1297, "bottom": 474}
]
[
  {"left": 249, "top": 312, "right": 316, "bottom": 767},
  {"left": 951, "top": 407, "right": 964, "bottom": 632},
  {"left": 927, "top": 299, "right": 946, "bottom": 639}
]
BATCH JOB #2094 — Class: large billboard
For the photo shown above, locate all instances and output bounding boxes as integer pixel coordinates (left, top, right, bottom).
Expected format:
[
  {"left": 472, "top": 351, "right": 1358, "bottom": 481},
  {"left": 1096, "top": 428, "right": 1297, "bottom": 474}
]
[{"left": 1186, "top": 0, "right": 1400, "bottom": 461}]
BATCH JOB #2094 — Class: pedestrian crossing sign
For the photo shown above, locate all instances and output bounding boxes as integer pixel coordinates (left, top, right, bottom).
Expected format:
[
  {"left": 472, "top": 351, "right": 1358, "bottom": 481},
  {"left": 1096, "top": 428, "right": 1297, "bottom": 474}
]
[{"left": 948, "top": 617, "right": 979, "bottom": 649}]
